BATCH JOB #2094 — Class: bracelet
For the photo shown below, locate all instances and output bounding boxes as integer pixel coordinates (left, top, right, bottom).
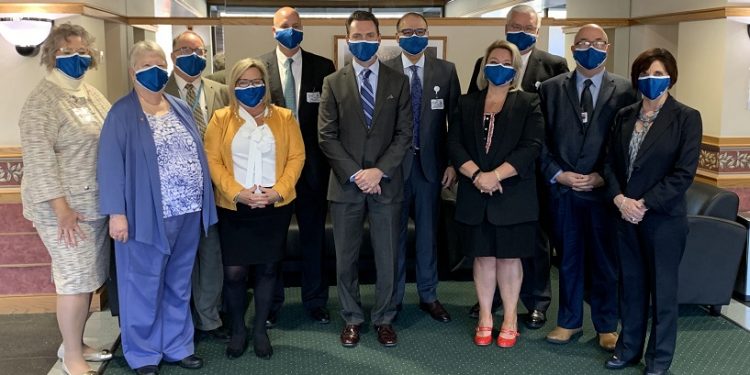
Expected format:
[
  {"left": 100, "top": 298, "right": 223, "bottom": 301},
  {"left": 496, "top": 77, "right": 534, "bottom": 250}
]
[
  {"left": 471, "top": 169, "right": 481, "bottom": 182},
  {"left": 493, "top": 169, "right": 501, "bottom": 182}
]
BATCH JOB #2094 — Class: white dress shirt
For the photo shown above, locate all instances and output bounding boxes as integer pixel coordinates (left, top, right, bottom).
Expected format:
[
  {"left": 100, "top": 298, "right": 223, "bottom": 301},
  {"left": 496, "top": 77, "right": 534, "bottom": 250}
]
[
  {"left": 276, "top": 47, "right": 302, "bottom": 110},
  {"left": 174, "top": 74, "right": 208, "bottom": 125},
  {"left": 518, "top": 50, "right": 532, "bottom": 84},
  {"left": 232, "top": 107, "right": 277, "bottom": 189},
  {"left": 401, "top": 53, "right": 425, "bottom": 85},
  {"left": 352, "top": 59, "right": 380, "bottom": 100}
]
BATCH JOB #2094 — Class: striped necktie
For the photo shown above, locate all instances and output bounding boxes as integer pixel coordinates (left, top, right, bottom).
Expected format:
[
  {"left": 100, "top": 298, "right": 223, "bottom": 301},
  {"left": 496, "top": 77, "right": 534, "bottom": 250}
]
[
  {"left": 185, "top": 82, "right": 207, "bottom": 138},
  {"left": 360, "top": 69, "right": 374, "bottom": 128},
  {"left": 283, "top": 58, "right": 297, "bottom": 117}
]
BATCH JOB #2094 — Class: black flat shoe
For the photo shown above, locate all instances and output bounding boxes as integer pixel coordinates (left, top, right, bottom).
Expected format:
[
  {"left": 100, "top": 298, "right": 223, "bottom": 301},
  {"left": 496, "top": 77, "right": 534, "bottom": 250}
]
[
  {"left": 254, "top": 332, "right": 273, "bottom": 360},
  {"left": 605, "top": 355, "right": 639, "bottom": 370},
  {"left": 135, "top": 365, "right": 159, "bottom": 375},
  {"left": 176, "top": 355, "right": 203, "bottom": 370},
  {"left": 225, "top": 335, "right": 249, "bottom": 359}
]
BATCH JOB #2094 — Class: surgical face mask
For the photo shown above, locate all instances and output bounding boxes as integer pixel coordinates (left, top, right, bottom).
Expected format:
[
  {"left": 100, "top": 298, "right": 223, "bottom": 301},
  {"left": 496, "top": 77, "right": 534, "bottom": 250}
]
[
  {"left": 484, "top": 64, "right": 516, "bottom": 86},
  {"left": 573, "top": 47, "right": 607, "bottom": 70},
  {"left": 348, "top": 40, "right": 380, "bottom": 62},
  {"left": 55, "top": 53, "right": 92, "bottom": 80},
  {"left": 235, "top": 84, "right": 266, "bottom": 108},
  {"left": 398, "top": 35, "right": 428, "bottom": 55},
  {"left": 506, "top": 31, "right": 537, "bottom": 51},
  {"left": 174, "top": 52, "right": 206, "bottom": 77},
  {"left": 637, "top": 75, "right": 670, "bottom": 100},
  {"left": 134, "top": 65, "right": 169, "bottom": 93},
  {"left": 275, "top": 28, "right": 304, "bottom": 50}
]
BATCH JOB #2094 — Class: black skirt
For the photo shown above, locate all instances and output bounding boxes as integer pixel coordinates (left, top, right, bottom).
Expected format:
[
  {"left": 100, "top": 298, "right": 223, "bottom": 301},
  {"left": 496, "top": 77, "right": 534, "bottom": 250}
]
[
  {"left": 457, "top": 219, "right": 537, "bottom": 259},
  {"left": 218, "top": 204, "right": 293, "bottom": 266}
]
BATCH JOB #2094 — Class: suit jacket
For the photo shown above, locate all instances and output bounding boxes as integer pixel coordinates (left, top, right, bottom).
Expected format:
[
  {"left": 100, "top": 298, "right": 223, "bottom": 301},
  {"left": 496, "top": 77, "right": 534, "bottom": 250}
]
[
  {"left": 165, "top": 75, "right": 229, "bottom": 130},
  {"left": 603, "top": 95, "right": 702, "bottom": 216},
  {"left": 318, "top": 61, "right": 413, "bottom": 204},
  {"left": 205, "top": 70, "right": 225, "bottom": 84},
  {"left": 539, "top": 70, "right": 638, "bottom": 200},
  {"left": 467, "top": 48, "right": 569, "bottom": 94},
  {"left": 447, "top": 90, "right": 544, "bottom": 226},
  {"left": 259, "top": 49, "right": 336, "bottom": 193},
  {"left": 383, "top": 54, "right": 461, "bottom": 182}
]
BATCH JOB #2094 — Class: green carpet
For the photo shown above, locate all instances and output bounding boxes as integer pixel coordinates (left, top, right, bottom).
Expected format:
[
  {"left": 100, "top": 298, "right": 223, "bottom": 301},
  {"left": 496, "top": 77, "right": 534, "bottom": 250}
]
[{"left": 103, "top": 273, "right": 750, "bottom": 375}]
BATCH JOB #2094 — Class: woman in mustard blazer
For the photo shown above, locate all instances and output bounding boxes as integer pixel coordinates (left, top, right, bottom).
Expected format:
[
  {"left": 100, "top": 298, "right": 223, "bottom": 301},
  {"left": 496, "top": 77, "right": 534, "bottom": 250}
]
[{"left": 204, "top": 57, "right": 304, "bottom": 360}]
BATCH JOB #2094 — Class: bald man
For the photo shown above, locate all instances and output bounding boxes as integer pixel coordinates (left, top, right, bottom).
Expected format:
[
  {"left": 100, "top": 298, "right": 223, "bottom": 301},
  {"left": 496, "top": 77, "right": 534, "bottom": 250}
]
[
  {"left": 538, "top": 24, "right": 636, "bottom": 351},
  {"left": 258, "top": 7, "right": 336, "bottom": 326}
]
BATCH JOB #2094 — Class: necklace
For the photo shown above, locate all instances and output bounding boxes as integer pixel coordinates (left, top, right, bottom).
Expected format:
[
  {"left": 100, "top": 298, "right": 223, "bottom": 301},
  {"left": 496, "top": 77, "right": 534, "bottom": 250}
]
[{"left": 637, "top": 104, "right": 662, "bottom": 125}]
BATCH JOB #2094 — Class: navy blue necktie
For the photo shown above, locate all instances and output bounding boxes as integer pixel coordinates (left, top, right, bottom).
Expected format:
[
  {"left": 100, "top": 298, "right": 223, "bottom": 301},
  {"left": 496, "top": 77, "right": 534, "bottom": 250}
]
[
  {"left": 580, "top": 79, "right": 594, "bottom": 126},
  {"left": 360, "top": 69, "right": 375, "bottom": 128},
  {"left": 409, "top": 65, "right": 422, "bottom": 150}
]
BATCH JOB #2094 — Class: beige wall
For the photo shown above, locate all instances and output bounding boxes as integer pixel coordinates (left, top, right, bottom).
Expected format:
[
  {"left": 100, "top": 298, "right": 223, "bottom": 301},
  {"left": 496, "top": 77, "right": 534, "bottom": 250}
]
[
  {"left": 720, "top": 19, "right": 750, "bottom": 137},
  {"left": 630, "top": 0, "right": 729, "bottom": 18},
  {"left": 566, "top": 0, "right": 631, "bottom": 18}
]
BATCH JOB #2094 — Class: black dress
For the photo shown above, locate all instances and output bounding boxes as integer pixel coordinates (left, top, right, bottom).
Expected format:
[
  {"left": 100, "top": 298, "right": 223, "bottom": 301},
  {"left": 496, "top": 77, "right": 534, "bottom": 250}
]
[{"left": 218, "top": 203, "right": 293, "bottom": 266}]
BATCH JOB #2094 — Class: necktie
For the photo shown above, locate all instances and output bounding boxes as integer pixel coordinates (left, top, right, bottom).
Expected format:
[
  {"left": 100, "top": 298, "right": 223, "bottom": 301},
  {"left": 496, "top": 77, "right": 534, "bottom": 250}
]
[
  {"left": 283, "top": 58, "right": 297, "bottom": 117},
  {"left": 580, "top": 79, "right": 594, "bottom": 127},
  {"left": 185, "top": 82, "right": 207, "bottom": 138},
  {"left": 360, "top": 69, "right": 375, "bottom": 128},
  {"left": 409, "top": 65, "right": 422, "bottom": 150}
]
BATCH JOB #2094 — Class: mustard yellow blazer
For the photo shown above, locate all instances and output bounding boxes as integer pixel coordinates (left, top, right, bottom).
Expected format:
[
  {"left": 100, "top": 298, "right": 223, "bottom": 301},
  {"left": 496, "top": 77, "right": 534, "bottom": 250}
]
[{"left": 204, "top": 104, "right": 305, "bottom": 210}]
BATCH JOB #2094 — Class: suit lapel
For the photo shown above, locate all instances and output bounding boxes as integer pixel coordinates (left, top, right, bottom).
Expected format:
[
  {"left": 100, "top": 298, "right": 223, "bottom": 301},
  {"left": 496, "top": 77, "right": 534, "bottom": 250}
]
[
  {"left": 620, "top": 105, "right": 638, "bottom": 161},
  {"left": 487, "top": 91, "right": 516, "bottom": 162},
  {"left": 345, "top": 65, "right": 370, "bottom": 130},
  {"left": 473, "top": 90, "right": 488, "bottom": 156},
  {"left": 201, "top": 78, "right": 215, "bottom": 117},
  {"left": 563, "top": 71, "right": 581, "bottom": 125},
  {"left": 592, "top": 72, "right": 615, "bottom": 125},
  {"left": 422, "top": 55, "right": 435, "bottom": 124},
  {"left": 264, "top": 53, "right": 285, "bottom": 107},
  {"left": 299, "top": 50, "right": 313, "bottom": 109},
  {"left": 371, "top": 61, "right": 386, "bottom": 128},
  {"left": 635, "top": 96, "right": 677, "bottom": 163},
  {"left": 165, "top": 75, "right": 180, "bottom": 98},
  {"left": 521, "top": 49, "right": 540, "bottom": 91}
]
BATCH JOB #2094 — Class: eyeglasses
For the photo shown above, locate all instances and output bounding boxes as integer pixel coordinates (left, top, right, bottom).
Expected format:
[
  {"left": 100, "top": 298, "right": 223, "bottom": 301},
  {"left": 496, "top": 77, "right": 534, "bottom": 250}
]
[
  {"left": 574, "top": 40, "right": 609, "bottom": 49},
  {"left": 506, "top": 23, "right": 537, "bottom": 33},
  {"left": 399, "top": 28, "right": 427, "bottom": 37},
  {"left": 236, "top": 79, "right": 264, "bottom": 88},
  {"left": 57, "top": 47, "right": 92, "bottom": 55},
  {"left": 174, "top": 46, "right": 207, "bottom": 56}
]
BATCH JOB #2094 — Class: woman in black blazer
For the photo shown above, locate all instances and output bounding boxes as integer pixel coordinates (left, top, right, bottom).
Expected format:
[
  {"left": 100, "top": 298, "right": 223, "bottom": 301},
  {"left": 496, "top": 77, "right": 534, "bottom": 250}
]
[
  {"left": 603, "top": 48, "right": 702, "bottom": 375},
  {"left": 447, "top": 40, "right": 543, "bottom": 348}
]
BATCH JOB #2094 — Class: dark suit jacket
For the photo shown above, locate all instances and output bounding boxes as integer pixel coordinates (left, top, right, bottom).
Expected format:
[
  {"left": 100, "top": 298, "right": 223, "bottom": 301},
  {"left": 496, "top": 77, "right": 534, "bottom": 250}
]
[
  {"left": 467, "top": 47, "right": 569, "bottom": 94},
  {"left": 603, "top": 95, "right": 702, "bottom": 216},
  {"left": 164, "top": 75, "right": 229, "bottom": 126},
  {"left": 260, "top": 49, "right": 336, "bottom": 193},
  {"left": 318, "top": 61, "right": 413, "bottom": 203},
  {"left": 447, "top": 90, "right": 544, "bottom": 226},
  {"left": 539, "top": 70, "right": 638, "bottom": 200},
  {"left": 383, "top": 54, "right": 461, "bottom": 182}
]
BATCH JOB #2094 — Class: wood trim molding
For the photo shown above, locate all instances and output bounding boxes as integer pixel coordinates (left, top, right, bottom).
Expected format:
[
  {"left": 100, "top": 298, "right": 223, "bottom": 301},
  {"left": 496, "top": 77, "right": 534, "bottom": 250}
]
[{"left": 702, "top": 135, "right": 750, "bottom": 147}]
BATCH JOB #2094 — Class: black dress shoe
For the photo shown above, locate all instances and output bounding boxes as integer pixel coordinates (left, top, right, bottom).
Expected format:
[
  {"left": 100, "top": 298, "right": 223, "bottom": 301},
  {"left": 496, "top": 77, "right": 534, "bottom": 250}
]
[
  {"left": 605, "top": 355, "right": 639, "bottom": 370},
  {"left": 524, "top": 310, "right": 547, "bottom": 329},
  {"left": 265, "top": 311, "right": 278, "bottom": 329},
  {"left": 253, "top": 332, "right": 273, "bottom": 360},
  {"left": 176, "top": 355, "right": 203, "bottom": 370},
  {"left": 374, "top": 324, "right": 398, "bottom": 347},
  {"left": 225, "top": 334, "right": 248, "bottom": 359},
  {"left": 468, "top": 301, "right": 501, "bottom": 319},
  {"left": 135, "top": 365, "right": 159, "bottom": 375},
  {"left": 309, "top": 307, "right": 330, "bottom": 324},
  {"left": 196, "top": 326, "right": 231, "bottom": 341},
  {"left": 420, "top": 300, "right": 452, "bottom": 323},
  {"left": 644, "top": 368, "right": 666, "bottom": 375}
]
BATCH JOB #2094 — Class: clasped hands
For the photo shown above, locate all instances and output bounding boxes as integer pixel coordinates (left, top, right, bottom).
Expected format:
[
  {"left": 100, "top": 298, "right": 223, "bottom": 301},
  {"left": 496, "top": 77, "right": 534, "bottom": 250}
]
[
  {"left": 236, "top": 185, "right": 281, "bottom": 208},
  {"left": 354, "top": 168, "right": 383, "bottom": 195},
  {"left": 615, "top": 194, "right": 648, "bottom": 224},
  {"left": 555, "top": 171, "right": 604, "bottom": 191},
  {"left": 474, "top": 171, "right": 503, "bottom": 195}
]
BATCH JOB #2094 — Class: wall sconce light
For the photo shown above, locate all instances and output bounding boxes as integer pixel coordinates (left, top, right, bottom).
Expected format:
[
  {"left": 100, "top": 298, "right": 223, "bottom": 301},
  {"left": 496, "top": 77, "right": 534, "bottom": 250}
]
[{"left": 0, "top": 17, "right": 53, "bottom": 57}]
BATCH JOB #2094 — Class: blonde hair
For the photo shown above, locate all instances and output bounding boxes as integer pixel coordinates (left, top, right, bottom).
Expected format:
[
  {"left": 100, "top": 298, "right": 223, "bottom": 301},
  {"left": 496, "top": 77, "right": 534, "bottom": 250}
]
[
  {"left": 128, "top": 40, "right": 166, "bottom": 69},
  {"left": 227, "top": 58, "right": 272, "bottom": 116},
  {"left": 39, "top": 23, "right": 98, "bottom": 71},
  {"left": 476, "top": 40, "right": 523, "bottom": 91}
]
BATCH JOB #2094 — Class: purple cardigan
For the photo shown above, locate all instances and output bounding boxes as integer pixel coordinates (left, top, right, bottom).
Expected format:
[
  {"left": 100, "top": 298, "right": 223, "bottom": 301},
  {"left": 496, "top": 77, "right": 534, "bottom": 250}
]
[{"left": 97, "top": 90, "right": 218, "bottom": 254}]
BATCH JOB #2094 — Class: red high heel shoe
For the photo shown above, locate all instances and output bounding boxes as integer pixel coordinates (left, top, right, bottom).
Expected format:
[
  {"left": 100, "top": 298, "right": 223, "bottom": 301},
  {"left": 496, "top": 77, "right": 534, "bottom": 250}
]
[
  {"left": 474, "top": 326, "right": 493, "bottom": 346},
  {"left": 497, "top": 328, "right": 520, "bottom": 348}
]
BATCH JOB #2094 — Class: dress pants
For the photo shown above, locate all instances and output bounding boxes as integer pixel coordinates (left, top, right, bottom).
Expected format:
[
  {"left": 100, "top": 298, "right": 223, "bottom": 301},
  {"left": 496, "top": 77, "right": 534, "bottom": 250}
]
[
  {"left": 614, "top": 213, "right": 687, "bottom": 372},
  {"left": 550, "top": 192, "right": 617, "bottom": 331},
  {"left": 116, "top": 212, "right": 200, "bottom": 370},
  {"left": 191, "top": 224, "right": 223, "bottom": 331},
  {"left": 331, "top": 197, "right": 400, "bottom": 325},
  {"left": 395, "top": 156, "right": 440, "bottom": 305}
]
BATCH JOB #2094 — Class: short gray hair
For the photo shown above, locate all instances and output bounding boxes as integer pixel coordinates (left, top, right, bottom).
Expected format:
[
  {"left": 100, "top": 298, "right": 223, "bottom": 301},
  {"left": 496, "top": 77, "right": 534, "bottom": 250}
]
[
  {"left": 39, "top": 23, "right": 98, "bottom": 71},
  {"left": 172, "top": 30, "right": 205, "bottom": 49},
  {"left": 128, "top": 40, "right": 166, "bottom": 69},
  {"left": 507, "top": 4, "right": 541, "bottom": 30}
]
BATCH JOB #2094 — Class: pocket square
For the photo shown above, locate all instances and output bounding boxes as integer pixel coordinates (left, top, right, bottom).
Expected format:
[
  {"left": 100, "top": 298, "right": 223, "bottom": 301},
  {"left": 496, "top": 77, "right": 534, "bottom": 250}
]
[{"left": 387, "top": 94, "right": 395, "bottom": 100}]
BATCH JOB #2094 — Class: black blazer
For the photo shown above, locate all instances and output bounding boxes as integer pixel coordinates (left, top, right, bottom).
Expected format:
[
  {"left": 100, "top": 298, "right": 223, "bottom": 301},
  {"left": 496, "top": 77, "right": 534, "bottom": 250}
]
[
  {"left": 603, "top": 95, "right": 702, "bottom": 216},
  {"left": 467, "top": 48, "right": 569, "bottom": 94},
  {"left": 447, "top": 90, "right": 544, "bottom": 226},
  {"left": 259, "top": 49, "right": 336, "bottom": 193},
  {"left": 318, "top": 61, "right": 413, "bottom": 204},
  {"left": 383, "top": 54, "right": 461, "bottom": 182},
  {"left": 539, "top": 70, "right": 638, "bottom": 200}
]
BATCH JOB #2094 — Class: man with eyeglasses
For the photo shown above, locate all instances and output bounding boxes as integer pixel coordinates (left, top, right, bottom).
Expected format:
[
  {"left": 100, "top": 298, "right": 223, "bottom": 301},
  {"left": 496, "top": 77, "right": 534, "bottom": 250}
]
[
  {"left": 383, "top": 12, "right": 459, "bottom": 324},
  {"left": 538, "top": 24, "right": 637, "bottom": 351},
  {"left": 258, "top": 6, "right": 337, "bottom": 327},
  {"left": 165, "top": 29, "right": 230, "bottom": 342},
  {"left": 465, "top": 3, "right": 569, "bottom": 331}
]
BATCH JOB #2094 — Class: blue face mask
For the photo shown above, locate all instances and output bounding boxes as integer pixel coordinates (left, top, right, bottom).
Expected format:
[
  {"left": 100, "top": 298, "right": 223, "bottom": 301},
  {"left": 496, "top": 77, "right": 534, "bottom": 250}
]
[
  {"left": 506, "top": 31, "right": 537, "bottom": 51},
  {"left": 573, "top": 47, "right": 607, "bottom": 70},
  {"left": 398, "top": 35, "right": 429, "bottom": 55},
  {"left": 175, "top": 53, "right": 206, "bottom": 77},
  {"left": 484, "top": 64, "right": 516, "bottom": 86},
  {"left": 235, "top": 85, "right": 266, "bottom": 108},
  {"left": 55, "top": 54, "right": 92, "bottom": 80},
  {"left": 637, "top": 75, "right": 670, "bottom": 100},
  {"left": 348, "top": 40, "right": 380, "bottom": 62},
  {"left": 135, "top": 65, "right": 169, "bottom": 93},
  {"left": 275, "top": 28, "right": 304, "bottom": 50}
]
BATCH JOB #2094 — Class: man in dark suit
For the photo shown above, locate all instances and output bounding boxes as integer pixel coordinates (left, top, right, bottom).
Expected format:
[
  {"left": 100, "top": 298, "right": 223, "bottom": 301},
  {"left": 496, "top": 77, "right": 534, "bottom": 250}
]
[
  {"left": 319, "top": 10, "right": 412, "bottom": 348},
  {"left": 383, "top": 12, "right": 459, "bottom": 323},
  {"left": 259, "top": 6, "right": 337, "bottom": 327},
  {"left": 164, "top": 30, "right": 230, "bottom": 342},
  {"left": 465, "top": 4, "right": 569, "bottom": 329},
  {"left": 538, "top": 24, "right": 637, "bottom": 352}
]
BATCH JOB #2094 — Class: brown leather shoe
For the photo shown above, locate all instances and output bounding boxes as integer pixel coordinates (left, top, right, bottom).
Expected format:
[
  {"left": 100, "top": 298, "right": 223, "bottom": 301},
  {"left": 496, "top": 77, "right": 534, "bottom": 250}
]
[
  {"left": 340, "top": 324, "right": 361, "bottom": 348},
  {"left": 545, "top": 326, "right": 583, "bottom": 344},
  {"left": 598, "top": 332, "right": 618, "bottom": 352},
  {"left": 419, "top": 300, "right": 452, "bottom": 323},
  {"left": 374, "top": 324, "right": 398, "bottom": 347}
]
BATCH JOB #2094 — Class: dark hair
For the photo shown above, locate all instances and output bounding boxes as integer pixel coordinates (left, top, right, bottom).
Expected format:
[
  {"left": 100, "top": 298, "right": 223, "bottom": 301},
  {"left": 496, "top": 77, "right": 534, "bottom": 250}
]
[
  {"left": 346, "top": 10, "right": 379, "bottom": 35},
  {"left": 396, "top": 12, "right": 428, "bottom": 30},
  {"left": 630, "top": 48, "right": 678, "bottom": 90}
]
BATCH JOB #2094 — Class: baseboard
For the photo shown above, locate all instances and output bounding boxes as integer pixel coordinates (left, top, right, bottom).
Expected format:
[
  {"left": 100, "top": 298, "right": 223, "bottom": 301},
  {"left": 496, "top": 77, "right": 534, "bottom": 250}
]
[{"left": 0, "top": 287, "right": 107, "bottom": 314}]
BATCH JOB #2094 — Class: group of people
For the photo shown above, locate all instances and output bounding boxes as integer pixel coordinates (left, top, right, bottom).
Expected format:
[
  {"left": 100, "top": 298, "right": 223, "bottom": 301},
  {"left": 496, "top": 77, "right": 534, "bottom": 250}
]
[{"left": 18, "top": 4, "right": 701, "bottom": 375}]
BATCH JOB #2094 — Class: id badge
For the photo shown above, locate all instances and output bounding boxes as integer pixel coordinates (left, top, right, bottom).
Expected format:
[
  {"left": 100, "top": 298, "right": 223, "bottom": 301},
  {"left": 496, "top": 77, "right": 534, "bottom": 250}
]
[
  {"left": 306, "top": 92, "right": 321, "bottom": 103},
  {"left": 431, "top": 98, "right": 444, "bottom": 110},
  {"left": 72, "top": 107, "right": 96, "bottom": 123}
]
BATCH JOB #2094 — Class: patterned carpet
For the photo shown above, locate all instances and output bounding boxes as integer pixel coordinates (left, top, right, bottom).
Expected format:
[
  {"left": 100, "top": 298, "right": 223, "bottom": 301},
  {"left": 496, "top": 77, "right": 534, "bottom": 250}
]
[{"left": 102, "top": 273, "right": 750, "bottom": 375}]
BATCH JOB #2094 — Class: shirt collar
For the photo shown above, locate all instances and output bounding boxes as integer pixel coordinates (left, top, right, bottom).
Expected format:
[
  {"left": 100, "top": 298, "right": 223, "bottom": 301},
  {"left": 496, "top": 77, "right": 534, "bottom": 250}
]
[
  {"left": 174, "top": 74, "right": 200, "bottom": 90},
  {"left": 276, "top": 46, "right": 302, "bottom": 64},
  {"left": 575, "top": 68, "right": 606, "bottom": 89},
  {"left": 353, "top": 59, "right": 380, "bottom": 78},
  {"left": 401, "top": 53, "right": 425, "bottom": 70}
]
